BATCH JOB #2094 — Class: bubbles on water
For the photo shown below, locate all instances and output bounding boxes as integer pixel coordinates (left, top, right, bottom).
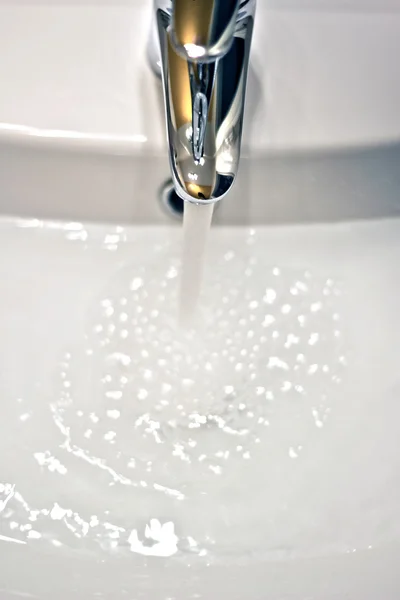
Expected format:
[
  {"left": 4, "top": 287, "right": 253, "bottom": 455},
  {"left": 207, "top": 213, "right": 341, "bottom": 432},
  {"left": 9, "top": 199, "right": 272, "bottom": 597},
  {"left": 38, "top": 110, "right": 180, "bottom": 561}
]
[
  {"left": 0, "top": 227, "right": 352, "bottom": 563},
  {"left": 128, "top": 519, "right": 178, "bottom": 557},
  {"left": 33, "top": 451, "right": 68, "bottom": 476}
]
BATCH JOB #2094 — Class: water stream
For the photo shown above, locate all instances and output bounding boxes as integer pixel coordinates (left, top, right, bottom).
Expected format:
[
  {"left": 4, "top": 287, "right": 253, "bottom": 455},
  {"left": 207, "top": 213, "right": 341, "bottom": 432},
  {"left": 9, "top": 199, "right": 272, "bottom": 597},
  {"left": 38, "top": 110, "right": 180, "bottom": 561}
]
[{"left": 179, "top": 202, "right": 214, "bottom": 325}]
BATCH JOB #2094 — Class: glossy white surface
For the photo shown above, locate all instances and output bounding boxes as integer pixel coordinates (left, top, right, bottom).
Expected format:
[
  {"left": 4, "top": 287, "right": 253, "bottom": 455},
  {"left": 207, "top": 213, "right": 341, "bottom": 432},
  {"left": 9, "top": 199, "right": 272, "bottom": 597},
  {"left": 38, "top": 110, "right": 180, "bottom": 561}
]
[
  {"left": 1, "top": 1, "right": 400, "bottom": 227},
  {"left": 1, "top": 1, "right": 400, "bottom": 598},
  {"left": 0, "top": 1, "right": 400, "bottom": 154},
  {"left": 1, "top": 216, "right": 400, "bottom": 599}
]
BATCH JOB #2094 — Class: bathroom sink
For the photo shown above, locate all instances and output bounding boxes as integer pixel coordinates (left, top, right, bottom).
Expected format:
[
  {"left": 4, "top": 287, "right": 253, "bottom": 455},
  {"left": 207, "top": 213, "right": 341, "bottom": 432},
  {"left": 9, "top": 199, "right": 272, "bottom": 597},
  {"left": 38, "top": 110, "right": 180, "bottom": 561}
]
[
  {"left": 1, "top": 1, "right": 400, "bottom": 599},
  {"left": 1, "top": 0, "right": 400, "bottom": 224}
]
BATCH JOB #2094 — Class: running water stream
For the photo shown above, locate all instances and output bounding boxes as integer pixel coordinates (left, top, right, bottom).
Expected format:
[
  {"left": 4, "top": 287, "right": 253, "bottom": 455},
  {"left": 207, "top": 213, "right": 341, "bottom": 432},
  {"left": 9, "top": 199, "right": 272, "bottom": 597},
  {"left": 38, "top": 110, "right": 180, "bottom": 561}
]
[{"left": 179, "top": 202, "right": 214, "bottom": 325}]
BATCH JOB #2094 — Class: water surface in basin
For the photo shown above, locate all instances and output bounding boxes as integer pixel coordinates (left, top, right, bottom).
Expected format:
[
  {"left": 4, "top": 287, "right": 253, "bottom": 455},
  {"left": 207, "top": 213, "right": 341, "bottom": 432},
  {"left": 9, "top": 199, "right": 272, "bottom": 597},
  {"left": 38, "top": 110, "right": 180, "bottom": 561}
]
[{"left": 0, "top": 217, "right": 399, "bottom": 590}]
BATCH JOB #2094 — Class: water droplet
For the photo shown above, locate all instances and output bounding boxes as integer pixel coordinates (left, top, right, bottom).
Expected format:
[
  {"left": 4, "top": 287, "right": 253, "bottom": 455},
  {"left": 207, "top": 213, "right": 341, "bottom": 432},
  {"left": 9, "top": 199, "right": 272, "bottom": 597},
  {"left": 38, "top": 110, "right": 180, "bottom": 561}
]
[
  {"left": 130, "top": 277, "right": 144, "bottom": 291},
  {"left": 107, "top": 410, "right": 121, "bottom": 420}
]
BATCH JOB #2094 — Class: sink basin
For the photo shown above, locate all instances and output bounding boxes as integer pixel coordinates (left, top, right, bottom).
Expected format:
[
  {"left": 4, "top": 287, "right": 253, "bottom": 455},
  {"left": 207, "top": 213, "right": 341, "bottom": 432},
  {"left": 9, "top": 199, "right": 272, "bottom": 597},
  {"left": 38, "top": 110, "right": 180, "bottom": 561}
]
[
  {"left": 1, "top": 1, "right": 400, "bottom": 599},
  {"left": 1, "top": 217, "right": 400, "bottom": 600}
]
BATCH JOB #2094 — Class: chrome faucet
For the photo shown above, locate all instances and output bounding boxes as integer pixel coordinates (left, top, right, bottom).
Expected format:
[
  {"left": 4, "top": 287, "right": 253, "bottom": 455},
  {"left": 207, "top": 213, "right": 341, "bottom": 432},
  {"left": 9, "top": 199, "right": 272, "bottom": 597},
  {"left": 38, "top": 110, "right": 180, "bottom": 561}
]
[{"left": 149, "top": 0, "right": 256, "bottom": 204}]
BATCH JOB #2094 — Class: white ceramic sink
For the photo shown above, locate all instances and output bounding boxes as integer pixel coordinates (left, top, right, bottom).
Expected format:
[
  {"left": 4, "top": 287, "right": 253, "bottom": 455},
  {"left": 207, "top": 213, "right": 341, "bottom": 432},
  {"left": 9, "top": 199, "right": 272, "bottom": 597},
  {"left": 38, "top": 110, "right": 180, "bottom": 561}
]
[
  {"left": 1, "top": 2, "right": 400, "bottom": 599},
  {"left": 1, "top": 217, "right": 400, "bottom": 600},
  {"left": 1, "top": 0, "right": 400, "bottom": 224}
]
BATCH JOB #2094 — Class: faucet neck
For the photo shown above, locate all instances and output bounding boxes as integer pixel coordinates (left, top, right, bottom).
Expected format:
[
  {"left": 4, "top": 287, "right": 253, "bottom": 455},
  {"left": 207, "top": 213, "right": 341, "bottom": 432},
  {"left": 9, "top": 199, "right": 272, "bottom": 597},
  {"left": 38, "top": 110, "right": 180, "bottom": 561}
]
[
  {"left": 171, "top": 0, "right": 241, "bottom": 62},
  {"left": 152, "top": 0, "right": 256, "bottom": 204}
]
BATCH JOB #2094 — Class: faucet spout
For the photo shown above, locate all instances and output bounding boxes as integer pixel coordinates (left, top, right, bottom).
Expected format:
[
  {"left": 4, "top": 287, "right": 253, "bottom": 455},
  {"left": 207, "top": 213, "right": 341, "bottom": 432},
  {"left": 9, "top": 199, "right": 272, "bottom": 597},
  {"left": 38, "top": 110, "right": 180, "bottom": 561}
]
[
  {"left": 171, "top": 0, "right": 241, "bottom": 61},
  {"left": 152, "top": 0, "right": 256, "bottom": 204}
]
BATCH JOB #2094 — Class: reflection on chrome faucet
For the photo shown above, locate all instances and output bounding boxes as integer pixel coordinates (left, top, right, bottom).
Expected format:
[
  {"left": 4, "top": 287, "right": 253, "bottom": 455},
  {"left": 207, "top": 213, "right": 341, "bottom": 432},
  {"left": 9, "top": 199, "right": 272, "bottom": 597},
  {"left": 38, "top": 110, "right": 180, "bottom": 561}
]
[{"left": 150, "top": 0, "right": 256, "bottom": 204}]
